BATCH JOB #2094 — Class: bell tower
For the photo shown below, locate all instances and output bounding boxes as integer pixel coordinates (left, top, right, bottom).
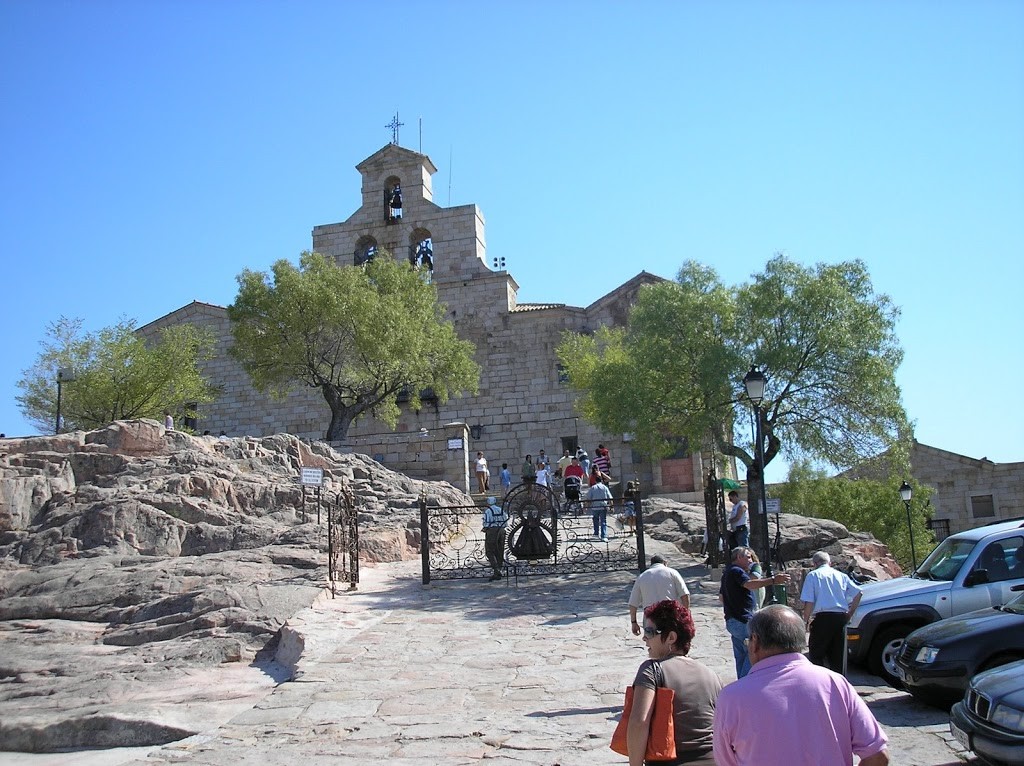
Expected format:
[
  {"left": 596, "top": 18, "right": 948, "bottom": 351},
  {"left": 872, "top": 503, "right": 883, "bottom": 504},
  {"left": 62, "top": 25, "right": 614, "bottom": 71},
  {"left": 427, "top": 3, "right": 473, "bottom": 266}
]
[{"left": 312, "top": 144, "right": 501, "bottom": 290}]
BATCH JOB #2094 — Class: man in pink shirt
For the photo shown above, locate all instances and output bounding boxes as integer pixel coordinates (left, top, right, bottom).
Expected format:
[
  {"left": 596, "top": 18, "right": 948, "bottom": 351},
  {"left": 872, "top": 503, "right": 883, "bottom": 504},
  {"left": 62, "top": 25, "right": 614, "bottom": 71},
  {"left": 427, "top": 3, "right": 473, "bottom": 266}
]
[{"left": 713, "top": 605, "right": 889, "bottom": 766}]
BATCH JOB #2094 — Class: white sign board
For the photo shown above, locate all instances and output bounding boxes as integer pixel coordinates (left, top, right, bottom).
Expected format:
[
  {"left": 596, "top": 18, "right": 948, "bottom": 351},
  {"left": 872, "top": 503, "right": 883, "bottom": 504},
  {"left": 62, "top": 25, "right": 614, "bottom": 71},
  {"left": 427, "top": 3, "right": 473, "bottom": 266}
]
[
  {"left": 447, "top": 437, "right": 464, "bottom": 450},
  {"left": 300, "top": 467, "right": 324, "bottom": 486},
  {"left": 764, "top": 498, "right": 782, "bottom": 515}
]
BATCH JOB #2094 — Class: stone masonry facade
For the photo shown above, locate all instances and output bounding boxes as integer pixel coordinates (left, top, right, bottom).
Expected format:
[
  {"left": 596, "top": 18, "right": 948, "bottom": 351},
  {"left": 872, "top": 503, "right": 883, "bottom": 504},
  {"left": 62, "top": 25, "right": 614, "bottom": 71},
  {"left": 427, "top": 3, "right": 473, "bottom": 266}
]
[
  {"left": 909, "top": 441, "right": 1024, "bottom": 536},
  {"left": 140, "top": 144, "right": 720, "bottom": 496}
]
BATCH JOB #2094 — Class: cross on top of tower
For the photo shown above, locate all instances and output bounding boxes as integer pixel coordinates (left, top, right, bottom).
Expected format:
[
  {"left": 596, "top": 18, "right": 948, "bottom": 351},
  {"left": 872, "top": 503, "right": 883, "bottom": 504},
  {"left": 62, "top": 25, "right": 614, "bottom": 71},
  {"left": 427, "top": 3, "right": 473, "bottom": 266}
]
[{"left": 385, "top": 112, "right": 404, "bottom": 145}]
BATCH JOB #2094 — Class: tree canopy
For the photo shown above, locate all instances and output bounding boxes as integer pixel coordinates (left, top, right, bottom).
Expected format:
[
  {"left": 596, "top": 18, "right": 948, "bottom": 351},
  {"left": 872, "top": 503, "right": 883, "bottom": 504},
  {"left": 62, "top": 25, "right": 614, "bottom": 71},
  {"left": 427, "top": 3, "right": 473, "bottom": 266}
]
[
  {"left": 227, "top": 251, "right": 480, "bottom": 441},
  {"left": 16, "top": 317, "right": 217, "bottom": 434},
  {"left": 556, "top": 255, "right": 909, "bottom": 491}
]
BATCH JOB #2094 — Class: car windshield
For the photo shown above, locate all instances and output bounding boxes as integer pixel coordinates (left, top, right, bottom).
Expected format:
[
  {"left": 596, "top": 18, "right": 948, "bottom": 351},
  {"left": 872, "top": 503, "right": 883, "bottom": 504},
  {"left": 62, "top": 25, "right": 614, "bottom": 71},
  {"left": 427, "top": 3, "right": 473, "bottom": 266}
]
[
  {"left": 915, "top": 538, "right": 977, "bottom": 581},
  {"left": 998, "top": 591, "right": 1024, "bottom": 614}
]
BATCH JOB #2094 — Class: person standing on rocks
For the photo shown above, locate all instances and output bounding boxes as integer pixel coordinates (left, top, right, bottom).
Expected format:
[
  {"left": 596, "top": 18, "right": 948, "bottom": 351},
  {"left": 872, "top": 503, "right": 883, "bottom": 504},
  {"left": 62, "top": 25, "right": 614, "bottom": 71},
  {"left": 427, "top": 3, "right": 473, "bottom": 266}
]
[
  {"left": 720, "top": 547, "right": 790, "bottom": 678},
  {"left": 712, "top": 605, "right": 889, "bottom": 766},
  {"left": 800, "top": 551, "right": 862, "bottom": 674},
  {"left": 726, "top": 490, "right": 748, "bottom": 549},
  {"left": 627, "top": 555, "right": 690, "bottom": 636},
  {"left": 163, "top": 411, "right": 174, "bottom": 431},
  {"left": 475, "top": 451, "right": 490, "bottom": 494},
  {"left": 482, "top": 496, "right": 509, "bottom": 581}
]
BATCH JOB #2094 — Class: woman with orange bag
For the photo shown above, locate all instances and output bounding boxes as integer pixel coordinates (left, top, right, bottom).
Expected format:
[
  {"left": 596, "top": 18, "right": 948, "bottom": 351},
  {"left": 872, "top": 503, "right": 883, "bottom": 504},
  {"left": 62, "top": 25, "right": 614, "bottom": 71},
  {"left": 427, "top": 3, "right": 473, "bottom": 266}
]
[{"left": 627, "top": 600, "right": 723, "bottom": 766}]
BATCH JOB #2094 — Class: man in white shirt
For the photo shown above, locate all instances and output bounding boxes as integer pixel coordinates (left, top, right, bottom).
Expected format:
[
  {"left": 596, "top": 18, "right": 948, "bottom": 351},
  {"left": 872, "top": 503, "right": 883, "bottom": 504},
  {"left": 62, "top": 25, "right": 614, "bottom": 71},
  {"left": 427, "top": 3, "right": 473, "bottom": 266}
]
[
  {"left": 627, "top": 555, "right": 690, "bottom": 635},
  {"left": 800, "top": 551, "right": 863, "bottom": 674},
  {"left": 727, "top": 490, "right": 749, "bottom": 548},
  {"left": 474, "top": 452, "right": 489, "bottom": 493}
]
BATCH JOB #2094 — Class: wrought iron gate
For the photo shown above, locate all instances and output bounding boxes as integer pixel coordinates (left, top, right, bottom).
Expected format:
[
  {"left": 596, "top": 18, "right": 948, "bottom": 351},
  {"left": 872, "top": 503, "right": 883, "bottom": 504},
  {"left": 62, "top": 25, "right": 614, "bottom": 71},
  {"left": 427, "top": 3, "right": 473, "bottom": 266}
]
[
  {"left": 420, "top": 482, "right": 646, "bottom": 583},
  {"left": 329, "top": 481, "right": 359, "bottom": 594}
]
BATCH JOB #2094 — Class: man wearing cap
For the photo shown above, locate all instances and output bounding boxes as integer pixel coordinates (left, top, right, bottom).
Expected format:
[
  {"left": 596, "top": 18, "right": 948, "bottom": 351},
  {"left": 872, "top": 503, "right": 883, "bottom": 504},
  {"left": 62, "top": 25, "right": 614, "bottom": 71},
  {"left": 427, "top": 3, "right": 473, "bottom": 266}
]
[{"left": 482, "top": 497, "right": 509, "bottom": 581}]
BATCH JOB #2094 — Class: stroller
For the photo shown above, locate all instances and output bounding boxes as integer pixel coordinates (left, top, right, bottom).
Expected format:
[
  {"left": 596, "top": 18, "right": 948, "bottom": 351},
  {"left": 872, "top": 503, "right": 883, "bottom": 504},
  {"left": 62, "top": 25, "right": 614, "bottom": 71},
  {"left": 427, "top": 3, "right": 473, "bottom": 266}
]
[{"left": 564, "top": 474, "right": 582, "bottom": 502}]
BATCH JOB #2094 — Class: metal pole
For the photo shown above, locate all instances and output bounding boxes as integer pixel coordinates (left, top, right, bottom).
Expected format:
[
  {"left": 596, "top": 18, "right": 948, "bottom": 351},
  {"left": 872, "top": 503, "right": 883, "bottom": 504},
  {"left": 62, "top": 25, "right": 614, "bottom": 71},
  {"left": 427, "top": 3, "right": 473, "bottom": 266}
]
[
  {"left": 420, "top": 494, "right": 430, "bottom": 585},
  {"left": 904, "top": 499, "right": 918, "bottom": 571},
  {"left": 634, "top": 484, "right": 646, "bottom": 571},
  {"left": 756, "top": 404, "right": 776, "bottom": 604},
  {"left": 55, "top": 378, "right": 62, "bottom": 435}
]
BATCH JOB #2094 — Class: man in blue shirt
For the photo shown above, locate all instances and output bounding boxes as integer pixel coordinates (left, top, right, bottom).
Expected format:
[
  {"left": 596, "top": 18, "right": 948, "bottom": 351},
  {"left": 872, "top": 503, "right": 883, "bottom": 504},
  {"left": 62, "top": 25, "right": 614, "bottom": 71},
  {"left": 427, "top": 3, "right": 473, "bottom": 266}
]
[
  {"left": 721, "top": 547, "right": 791, "bottom": 678},
  {"left": 800, "top": 551, "right": 863, "bottom": 673}
]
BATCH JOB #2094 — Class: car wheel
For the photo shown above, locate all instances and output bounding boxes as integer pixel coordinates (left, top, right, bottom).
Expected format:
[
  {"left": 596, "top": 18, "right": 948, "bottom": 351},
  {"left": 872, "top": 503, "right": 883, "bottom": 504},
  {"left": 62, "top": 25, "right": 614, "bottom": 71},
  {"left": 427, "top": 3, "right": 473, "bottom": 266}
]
[{"left": 868, "top": 625, "right": 911, "bottom": 687}]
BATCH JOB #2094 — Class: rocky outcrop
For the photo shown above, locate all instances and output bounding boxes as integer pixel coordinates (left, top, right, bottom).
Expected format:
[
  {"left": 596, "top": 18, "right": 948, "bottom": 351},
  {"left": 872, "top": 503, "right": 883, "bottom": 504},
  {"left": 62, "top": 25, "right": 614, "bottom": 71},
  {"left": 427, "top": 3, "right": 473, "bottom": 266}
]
[
  {"left": 642, "top": 497, "right": 904, "bottom": 587},
  {"left": 0, "top": 420, "right": 471, "bottom": 752}
]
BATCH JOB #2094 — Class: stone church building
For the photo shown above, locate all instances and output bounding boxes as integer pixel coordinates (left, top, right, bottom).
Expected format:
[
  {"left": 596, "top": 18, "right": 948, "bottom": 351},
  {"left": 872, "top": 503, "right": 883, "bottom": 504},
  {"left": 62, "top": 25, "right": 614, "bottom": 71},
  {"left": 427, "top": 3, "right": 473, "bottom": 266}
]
[{"left": 141, "top": 143, "right": 717, "bottom": 497}]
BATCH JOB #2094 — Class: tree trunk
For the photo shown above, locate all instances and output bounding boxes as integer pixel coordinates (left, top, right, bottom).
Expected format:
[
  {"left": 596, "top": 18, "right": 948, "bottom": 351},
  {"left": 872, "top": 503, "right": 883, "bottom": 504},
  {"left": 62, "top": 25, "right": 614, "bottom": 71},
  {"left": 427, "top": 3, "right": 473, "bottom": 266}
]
[
  {"left": 745, "top": 460, "right": 769, "bottom": 565},
  {"left": 322, "top": 384, "right": 358, "bottom": 442}
]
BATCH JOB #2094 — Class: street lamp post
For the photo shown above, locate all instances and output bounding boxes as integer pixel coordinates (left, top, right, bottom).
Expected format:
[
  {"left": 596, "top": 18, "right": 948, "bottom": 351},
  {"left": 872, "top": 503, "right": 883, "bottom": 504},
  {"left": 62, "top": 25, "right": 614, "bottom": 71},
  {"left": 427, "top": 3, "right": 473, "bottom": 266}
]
[
  {"left": 743, "top": 365, "right": 775, "bottom": 604},
  {"left": 899, "top": 480, "right": 918, "bottom": 573},
  {"left": 55, "top": 367, "right": 76, "bottom": 434}
]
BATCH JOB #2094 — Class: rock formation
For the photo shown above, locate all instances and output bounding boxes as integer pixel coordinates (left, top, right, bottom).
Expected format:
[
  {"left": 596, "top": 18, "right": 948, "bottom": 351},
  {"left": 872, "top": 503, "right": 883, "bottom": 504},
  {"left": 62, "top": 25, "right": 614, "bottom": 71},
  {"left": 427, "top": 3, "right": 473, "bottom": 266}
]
[
  {"left": 642, "top": 496, "right": 905, "bottom": 589},
  {"left": 0, "top": 420, "right": 468, "bottom": 752}
]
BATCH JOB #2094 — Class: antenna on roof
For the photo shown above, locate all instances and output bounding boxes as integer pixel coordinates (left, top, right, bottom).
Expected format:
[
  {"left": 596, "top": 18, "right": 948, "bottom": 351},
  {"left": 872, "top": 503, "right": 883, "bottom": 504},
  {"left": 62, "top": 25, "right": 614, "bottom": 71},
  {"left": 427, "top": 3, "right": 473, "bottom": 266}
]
[
  {"left": 448, "top": 145, "right": 453, "bottom": 206},
  {"left": 419, "top": 117, "right": 422, "bottom": 153}
]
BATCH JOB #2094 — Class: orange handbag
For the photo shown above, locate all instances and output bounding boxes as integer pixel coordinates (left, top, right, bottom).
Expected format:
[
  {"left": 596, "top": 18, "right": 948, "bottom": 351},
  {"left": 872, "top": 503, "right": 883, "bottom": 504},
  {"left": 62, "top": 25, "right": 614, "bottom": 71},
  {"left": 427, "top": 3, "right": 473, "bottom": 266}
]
[{"left": 610, "top": 661, "right": 676, "bottom": 760}]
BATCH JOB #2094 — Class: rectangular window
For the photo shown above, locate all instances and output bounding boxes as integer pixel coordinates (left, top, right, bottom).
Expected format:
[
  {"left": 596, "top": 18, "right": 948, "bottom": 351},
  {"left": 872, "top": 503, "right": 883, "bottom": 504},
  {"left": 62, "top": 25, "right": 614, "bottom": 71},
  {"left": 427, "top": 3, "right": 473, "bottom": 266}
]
[
  {"left": 556, "top": 363, "right": 569, "bottom": 385},
  {"left": 971, "top": 494, "right": 995, "bottom": 519},
  {"left": 926, "top": 518, "right": 950, "bottom": 541}
]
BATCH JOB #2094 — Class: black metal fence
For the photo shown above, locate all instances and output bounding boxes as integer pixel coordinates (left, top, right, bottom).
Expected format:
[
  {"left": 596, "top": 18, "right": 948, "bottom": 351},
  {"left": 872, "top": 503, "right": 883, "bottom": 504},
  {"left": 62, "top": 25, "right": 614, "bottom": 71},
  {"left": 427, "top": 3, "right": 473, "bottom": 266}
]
[
  {"left": 328, "top": 482, "right": 359, "bottom": 594},
  {"left": 420, "top": 482, "right": 646, "bottom": 584}
]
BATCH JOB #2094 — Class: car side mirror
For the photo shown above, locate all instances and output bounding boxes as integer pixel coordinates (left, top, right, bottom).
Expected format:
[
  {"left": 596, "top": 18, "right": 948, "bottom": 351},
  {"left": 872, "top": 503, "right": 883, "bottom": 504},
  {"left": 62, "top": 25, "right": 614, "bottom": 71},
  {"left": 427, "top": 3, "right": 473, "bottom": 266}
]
[{"left": 964, "top": 569, "right": 990, "bottom": 587}]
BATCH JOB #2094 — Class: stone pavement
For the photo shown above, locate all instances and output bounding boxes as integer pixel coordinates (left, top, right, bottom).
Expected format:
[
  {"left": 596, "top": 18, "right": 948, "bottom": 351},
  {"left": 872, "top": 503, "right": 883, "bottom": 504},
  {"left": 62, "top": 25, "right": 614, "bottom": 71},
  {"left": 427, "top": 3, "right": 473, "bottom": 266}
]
[{"left": 9, "top": 545, "right": 979, "bottom": 766}]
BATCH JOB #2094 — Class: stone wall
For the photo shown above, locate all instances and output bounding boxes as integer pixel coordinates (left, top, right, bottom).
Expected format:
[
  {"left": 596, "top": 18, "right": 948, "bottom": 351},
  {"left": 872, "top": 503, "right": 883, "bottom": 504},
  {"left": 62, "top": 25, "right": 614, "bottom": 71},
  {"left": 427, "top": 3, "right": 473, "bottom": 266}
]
[{"left": 910, "top": 442, "right": 1024, "bottom": 534}]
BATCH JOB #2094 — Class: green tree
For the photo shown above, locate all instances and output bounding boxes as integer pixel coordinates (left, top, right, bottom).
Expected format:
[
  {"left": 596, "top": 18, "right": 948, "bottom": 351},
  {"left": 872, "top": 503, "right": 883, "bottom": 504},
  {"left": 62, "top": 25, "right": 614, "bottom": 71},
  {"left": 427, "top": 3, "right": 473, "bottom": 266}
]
[
  {"left": 227, "top": 251, "right": 480, "bottom": 441},
  {"left": 777, "top": 460, "right": 935, "bottom": 572},
  {"left": 17, "top": 316, "right": 218, "bottom": 433},
  {"left": 557, "top": 255, "right": 909, "bottom": 548}
]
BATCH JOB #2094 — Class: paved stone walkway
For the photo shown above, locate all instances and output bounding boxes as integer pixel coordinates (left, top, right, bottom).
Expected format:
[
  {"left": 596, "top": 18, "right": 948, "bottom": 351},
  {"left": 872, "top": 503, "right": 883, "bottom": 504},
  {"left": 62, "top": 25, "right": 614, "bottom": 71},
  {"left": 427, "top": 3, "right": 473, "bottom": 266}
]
[{"left": 12, "top": 546, "right": 980, "bottom": 765}]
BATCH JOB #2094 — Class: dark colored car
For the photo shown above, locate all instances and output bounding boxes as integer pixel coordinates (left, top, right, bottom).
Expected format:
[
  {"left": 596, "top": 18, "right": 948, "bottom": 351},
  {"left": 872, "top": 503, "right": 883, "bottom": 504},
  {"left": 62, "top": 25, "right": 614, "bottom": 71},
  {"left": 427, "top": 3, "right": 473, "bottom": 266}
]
[
  {"left": 951, "top": 659, "right": 1024, "bottom": 765},
  {"left": 894, "top": 584, "right": 1024, "bottom": 706}
]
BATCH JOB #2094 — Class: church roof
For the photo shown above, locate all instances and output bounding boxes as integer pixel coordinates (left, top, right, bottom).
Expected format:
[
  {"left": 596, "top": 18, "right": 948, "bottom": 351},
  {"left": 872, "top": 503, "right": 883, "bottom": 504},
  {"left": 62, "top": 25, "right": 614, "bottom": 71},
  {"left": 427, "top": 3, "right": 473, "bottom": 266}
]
[
  {"left": 585, "top": 271, "right": 666, "bottom": 312},
  {"left": 136, "top": 300, "right": 227, "bottom": 334},
  {"left": 511, "top": 302, "right": 567, "bottom": 313},
  {"left": 356, "top": 143, "right": 438, "bottom": 176}
]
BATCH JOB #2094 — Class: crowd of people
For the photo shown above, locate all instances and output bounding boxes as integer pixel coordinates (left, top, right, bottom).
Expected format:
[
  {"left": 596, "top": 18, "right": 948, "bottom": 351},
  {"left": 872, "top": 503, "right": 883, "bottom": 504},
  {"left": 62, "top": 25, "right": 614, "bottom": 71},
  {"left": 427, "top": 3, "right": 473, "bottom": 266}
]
[
  {"left": 472, "top": 445, "right": 617, "bottom": 496},
  {"left": 624, "top": 551, "right": 887, "bottom": 766}
]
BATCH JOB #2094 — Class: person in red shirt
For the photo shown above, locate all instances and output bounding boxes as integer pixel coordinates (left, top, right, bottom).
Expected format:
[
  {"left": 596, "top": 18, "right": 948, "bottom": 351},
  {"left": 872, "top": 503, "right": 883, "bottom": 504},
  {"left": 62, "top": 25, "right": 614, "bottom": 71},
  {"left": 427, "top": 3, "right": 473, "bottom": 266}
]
[{"left": 563, "top": 456, "right": 585, "bottom": 500}]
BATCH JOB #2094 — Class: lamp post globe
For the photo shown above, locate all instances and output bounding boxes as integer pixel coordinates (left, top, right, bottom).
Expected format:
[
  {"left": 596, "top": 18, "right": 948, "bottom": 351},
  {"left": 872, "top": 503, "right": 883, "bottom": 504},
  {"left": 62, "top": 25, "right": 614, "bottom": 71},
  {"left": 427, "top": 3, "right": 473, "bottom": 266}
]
[{"left": 743, "top": 365, "right": 766, "bottom": 404}]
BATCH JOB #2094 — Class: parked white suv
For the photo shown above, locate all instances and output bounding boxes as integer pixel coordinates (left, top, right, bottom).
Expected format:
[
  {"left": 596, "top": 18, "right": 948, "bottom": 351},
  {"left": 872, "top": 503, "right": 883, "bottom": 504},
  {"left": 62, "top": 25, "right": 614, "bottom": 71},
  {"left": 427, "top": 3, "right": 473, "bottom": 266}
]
[{"left": 847, "top": 518, "right": 1024, "bottom": 685}]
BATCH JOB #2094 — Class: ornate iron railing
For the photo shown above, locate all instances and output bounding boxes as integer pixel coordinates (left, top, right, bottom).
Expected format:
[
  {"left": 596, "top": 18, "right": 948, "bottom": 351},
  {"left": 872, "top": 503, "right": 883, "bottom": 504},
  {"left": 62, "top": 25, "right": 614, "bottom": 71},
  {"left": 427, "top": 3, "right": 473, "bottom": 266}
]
[
  {"left": 420, "top": 482, "right": 646, "bottom": 583},
  {"left": 329, "top": 481, "right": 359, "bottom": 594}
]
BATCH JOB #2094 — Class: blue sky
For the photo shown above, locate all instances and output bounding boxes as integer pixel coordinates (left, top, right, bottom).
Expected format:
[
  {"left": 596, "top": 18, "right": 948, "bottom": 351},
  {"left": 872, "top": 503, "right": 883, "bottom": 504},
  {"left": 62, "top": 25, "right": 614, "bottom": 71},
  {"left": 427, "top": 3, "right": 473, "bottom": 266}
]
[{"left": 2, "top": 1, "right": 1021, "bottom": 482}]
